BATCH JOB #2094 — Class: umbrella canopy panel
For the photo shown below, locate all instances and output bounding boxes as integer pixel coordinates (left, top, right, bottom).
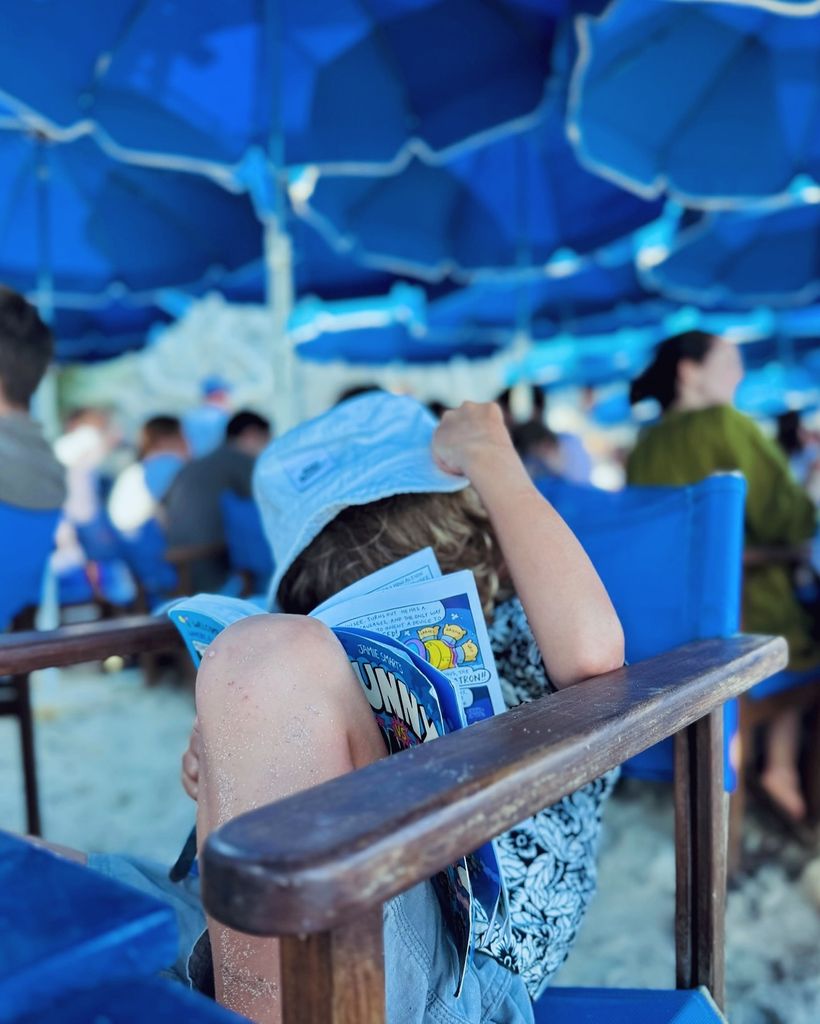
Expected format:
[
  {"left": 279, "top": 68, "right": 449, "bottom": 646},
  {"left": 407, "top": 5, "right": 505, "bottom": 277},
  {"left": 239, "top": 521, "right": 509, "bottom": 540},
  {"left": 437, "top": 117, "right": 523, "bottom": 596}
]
[
  {"left": 646, "top": 199, "right": 820, "bottom": 308},
  {"left": 0, "top": 0, "right": 576, "bottom": 175},
  {"left": 298, "top": 98, "right": 663, "bottom": 279},
  {"left": 0, "top": 132, "right": 263, "bottom": 299},
  {"left": 570, "top": 0, "right": 820, "bottom": 206}
]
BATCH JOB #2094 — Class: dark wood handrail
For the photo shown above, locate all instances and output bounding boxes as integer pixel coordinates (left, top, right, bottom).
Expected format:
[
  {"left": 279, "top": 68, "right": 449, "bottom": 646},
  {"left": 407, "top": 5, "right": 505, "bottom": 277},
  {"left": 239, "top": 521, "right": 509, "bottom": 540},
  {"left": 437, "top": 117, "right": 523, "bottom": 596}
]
[
  {"left": 202, "top": 633, "right": 786, "bottom": 937},
  {"left": 164, "top": 541, "right": 227, "bottom": 565},
  {"left": 0, "top": 616, "right": 180, "bottom": 674},
  {"left": 743, "top": 544, "right": 812, "bottom": 568}
]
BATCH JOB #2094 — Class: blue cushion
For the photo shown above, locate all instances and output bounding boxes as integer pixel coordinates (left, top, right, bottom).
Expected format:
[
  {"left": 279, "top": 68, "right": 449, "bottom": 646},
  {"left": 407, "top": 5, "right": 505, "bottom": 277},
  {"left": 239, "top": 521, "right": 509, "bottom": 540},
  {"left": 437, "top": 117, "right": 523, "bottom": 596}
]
[
  {"left": 533, "top": 987, "right": 726, "bottom": 1023},
  {"left": 15, "top": 977, "right": 242, "bottom": 1023},
  {"left": 0, "top": 832, "right": 178, "bottom": 1020}
]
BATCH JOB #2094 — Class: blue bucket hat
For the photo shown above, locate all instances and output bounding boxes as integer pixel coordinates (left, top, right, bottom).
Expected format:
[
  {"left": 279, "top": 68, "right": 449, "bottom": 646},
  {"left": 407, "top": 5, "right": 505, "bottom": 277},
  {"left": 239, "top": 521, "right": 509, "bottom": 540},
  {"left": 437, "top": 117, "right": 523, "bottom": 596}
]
[{"left": 254, "top": 392, "right": 468, "bottom": 608}]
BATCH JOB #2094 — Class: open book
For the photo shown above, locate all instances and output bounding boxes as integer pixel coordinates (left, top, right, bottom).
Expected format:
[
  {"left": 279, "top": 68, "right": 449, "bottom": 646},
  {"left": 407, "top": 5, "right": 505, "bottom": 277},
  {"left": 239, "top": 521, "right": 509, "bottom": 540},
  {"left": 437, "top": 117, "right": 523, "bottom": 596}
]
[{"left": 167, "top": 548, "right": 508, "bottom": 994}]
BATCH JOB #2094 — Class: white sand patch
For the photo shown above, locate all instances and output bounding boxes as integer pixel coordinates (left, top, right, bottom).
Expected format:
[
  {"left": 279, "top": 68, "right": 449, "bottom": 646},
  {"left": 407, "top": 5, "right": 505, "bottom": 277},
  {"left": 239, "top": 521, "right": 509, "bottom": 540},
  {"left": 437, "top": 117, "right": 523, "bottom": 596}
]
[
  {"left": 557, "top": 780, "right": 820, "bottom": 1024},
  {"left": 0, "top": 664, "right": 194, "bottom": 862},
  {"left": 2, "top": 671, "right": 819, "bottom": 1021}
]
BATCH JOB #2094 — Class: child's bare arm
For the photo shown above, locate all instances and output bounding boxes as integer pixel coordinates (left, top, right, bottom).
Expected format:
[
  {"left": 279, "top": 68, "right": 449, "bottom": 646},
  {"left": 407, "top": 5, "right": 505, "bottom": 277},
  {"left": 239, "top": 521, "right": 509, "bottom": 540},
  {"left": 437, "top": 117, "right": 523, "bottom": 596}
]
[{"left": 433, "top": 402, "right": 624, "bottom": 689}]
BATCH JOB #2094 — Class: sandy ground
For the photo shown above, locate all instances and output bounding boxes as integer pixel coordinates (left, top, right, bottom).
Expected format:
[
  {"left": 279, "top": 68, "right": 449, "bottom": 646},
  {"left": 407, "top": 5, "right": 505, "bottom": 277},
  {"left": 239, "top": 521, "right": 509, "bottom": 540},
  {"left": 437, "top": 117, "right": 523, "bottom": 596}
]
[{"left": 2, "top": 665, "right": 820, "bottom": 1022}]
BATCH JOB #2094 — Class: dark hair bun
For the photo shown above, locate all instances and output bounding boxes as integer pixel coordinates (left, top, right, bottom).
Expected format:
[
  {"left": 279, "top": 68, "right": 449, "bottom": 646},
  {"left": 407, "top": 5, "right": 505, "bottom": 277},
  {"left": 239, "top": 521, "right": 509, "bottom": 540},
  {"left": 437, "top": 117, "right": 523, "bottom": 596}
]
[{"left": 629, "top": 330, "right": 716, "bottom": 411}]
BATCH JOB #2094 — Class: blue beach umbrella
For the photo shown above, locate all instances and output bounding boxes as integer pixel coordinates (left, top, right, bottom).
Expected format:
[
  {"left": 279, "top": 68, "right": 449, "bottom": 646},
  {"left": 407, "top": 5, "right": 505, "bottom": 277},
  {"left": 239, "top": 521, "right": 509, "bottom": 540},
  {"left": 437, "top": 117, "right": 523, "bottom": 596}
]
[
  {"left": 0, "top": 0, "right": 577, "bottom": 422},
  {"left": 295, "top": 321, "right": 507, "bottom": 365},
  {"left": 0, "top": 0, "right": 573, "bottom": 177},
  {"left": 645, "top": 196, "right": 820, "bottom": 307},
  {"left": 569, "top": 0, "right": 820, "bottom": 207},
  {"left": 508, "top": 327, "right": 659, "bottom": 388},
  {"left": 0, "top": 131, "right": 263, "bottom": 302},
  {"left": 295, "top": 98, "right": 662, "bottom": 280},
  {"left": 50, "top": 300, "right": 171, "bottom": 363},
  {"left": 290, "top": 285, "right": 507, "bottom": 364},
  {"left": 736, "top": 363, "right": 819, "bottom": 416},
  {"left": 430, "top": 258, "right": 651, "bottom": 336},
  {"left": 209, "top": 221, "right": 410, "bottom": 305}
]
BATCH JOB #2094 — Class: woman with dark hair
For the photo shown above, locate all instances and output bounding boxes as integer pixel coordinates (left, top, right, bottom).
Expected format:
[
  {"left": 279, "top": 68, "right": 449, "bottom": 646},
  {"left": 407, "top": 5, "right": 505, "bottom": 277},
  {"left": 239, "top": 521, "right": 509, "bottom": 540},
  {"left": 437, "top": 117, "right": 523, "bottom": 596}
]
[{"left": 628, "top": 330, "right": 820, "bottom": 824}]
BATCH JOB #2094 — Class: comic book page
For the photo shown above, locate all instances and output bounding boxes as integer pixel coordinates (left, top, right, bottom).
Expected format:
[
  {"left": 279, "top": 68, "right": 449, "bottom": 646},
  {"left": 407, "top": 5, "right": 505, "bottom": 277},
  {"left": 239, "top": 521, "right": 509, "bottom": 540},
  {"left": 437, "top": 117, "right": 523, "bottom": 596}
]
[
  {"left": 310, "top": 547, "right": 442, "bottom": 616},
  {"left": 312, "top": 570, "right": 506, "bottom": 725},
  {"left": 333, "top": 627, "right": 473, "bottom": 995},
  {"left": 166, "top": 594, "right": 265, "bottom": 666}
]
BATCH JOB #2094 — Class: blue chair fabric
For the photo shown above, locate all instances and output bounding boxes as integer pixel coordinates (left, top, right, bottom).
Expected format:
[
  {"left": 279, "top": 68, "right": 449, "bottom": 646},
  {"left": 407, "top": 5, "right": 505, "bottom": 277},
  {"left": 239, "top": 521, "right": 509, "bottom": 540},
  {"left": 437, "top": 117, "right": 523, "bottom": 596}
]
[
  {"left": 535, "top": 475, "right": 745, "bottom": 789},
  {"left": 15, "top": 977, "right": 243, "bottom": 1023},
  {"left": 0, "top": 504, "right": 59, "bottom": 631},
  {"left": 0, "top": 832, "right": 177, "bottom": 1020},
  {"left": 220, "top": 491, "right": 274, "bottom": 595},
  {"left": 534, "top": 986, "right": 725, "bottom": 1023},
  {"left": 118, "top": 519, "right": 179, "bottom": 610}
]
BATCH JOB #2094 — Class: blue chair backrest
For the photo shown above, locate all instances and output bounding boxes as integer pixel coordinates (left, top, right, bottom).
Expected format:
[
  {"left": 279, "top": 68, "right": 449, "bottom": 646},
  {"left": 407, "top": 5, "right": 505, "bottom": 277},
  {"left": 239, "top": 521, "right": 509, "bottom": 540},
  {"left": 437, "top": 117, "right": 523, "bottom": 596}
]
[
  {"left": 118, "top": 518, "right": 178, "bottom": 609},
  {"left": 0, "top": 503, "right": 60, "bottom": 632},
  {"left": 220, "top": 491, "right": 274, "bottom": 593},
  {"left": 75, "top": 512, "right": 125, "bottom": 564},
  {"left": 536, "top": 475, "right": 746, "bottom": 788}
]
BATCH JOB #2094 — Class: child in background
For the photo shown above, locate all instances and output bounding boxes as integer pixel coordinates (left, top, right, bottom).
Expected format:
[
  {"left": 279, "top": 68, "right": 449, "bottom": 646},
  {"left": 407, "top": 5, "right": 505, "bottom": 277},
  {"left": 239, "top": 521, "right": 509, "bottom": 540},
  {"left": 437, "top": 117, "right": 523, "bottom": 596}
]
[{"left": 171, "top": 392, "right": 623, "bottom": 1022}]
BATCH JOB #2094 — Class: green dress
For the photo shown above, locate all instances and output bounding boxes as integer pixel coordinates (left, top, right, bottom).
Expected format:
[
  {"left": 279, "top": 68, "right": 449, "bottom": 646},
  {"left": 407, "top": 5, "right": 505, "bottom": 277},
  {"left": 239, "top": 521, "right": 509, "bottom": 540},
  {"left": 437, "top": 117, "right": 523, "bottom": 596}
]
[{"left": 627, "top": 404, "right": 820, "bottom": 670}]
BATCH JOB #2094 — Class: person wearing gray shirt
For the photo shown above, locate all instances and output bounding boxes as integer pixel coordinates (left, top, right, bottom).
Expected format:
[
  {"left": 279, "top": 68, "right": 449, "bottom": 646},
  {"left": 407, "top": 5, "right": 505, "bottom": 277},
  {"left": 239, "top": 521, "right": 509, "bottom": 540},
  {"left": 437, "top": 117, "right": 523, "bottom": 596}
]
[
  {"left": 163, "top": 411, "right": 270, "bottom": 591},
  {"left": 0, "top": 289, "right": 66, "bottom": 512}
]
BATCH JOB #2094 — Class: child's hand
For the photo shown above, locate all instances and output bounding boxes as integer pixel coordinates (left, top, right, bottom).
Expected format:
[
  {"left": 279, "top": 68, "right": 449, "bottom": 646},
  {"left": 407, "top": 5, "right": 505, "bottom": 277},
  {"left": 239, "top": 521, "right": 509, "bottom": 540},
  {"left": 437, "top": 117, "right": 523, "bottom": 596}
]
[
  {"left": 432, "top": 401, "right": 514, "bottom": 479},
  {"left": 181, "top": 716, "right": 202, "bottom": 802}
]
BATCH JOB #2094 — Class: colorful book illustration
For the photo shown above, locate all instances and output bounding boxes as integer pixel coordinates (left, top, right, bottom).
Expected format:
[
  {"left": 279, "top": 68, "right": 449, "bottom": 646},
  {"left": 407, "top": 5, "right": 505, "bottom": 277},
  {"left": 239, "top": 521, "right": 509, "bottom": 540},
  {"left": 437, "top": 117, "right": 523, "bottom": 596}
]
[{"left": 167, "top": 548, "right": 508, "bottom": 994}]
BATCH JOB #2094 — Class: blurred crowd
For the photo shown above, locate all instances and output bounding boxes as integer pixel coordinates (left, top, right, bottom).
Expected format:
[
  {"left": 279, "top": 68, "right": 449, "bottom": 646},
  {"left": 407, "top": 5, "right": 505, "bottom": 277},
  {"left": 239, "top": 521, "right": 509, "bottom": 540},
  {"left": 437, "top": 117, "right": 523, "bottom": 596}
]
[{"left": 4, "top": 283, "right": 820, "bottom": 832}]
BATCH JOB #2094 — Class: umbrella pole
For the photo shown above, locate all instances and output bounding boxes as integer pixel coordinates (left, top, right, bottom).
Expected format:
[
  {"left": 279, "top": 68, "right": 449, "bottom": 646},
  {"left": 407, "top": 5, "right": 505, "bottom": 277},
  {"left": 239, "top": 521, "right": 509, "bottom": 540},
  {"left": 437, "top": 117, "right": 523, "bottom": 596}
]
[
  {"left": 264, "top": 211, "right": 298, "bottom": 431},
  {"left": 32, "top": 135, "right": 61, "bottom": 681},
  {"left": 264, "top": 0, "right": 300, "bottom": 432}
]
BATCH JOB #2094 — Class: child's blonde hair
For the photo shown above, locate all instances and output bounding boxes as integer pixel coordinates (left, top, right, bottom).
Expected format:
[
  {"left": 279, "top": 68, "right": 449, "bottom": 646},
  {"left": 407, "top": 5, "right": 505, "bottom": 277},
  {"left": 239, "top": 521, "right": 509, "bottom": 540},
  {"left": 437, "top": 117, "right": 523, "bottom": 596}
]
[{"left": 278, "top": 488, "right": 507, "bottom": 616}]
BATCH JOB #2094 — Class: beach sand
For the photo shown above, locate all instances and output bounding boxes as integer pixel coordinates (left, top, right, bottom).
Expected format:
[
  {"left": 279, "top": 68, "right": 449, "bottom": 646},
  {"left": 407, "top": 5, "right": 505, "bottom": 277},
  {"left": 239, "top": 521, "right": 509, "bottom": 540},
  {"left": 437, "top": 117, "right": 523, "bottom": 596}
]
[{"left": 2, "top": 665, "right": 819, "bottom": 1022}]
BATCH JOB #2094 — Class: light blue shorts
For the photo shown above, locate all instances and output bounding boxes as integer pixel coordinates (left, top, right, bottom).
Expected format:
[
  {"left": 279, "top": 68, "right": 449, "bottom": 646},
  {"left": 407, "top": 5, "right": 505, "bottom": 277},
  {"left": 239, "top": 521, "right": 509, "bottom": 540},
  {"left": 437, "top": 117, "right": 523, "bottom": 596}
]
[{"left": 87, "top": 854, "right": 533, "bottom": 1024}]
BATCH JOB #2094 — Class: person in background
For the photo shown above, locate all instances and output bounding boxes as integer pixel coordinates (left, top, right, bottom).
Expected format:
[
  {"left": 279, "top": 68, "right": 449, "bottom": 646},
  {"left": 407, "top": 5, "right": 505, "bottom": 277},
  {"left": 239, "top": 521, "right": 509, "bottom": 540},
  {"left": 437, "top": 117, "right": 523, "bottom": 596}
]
[
  {"left": 54, "top": 407, "right": 121, "bottom": 526},
  {"left": 108, "top": 416, "right": 190, "bottom": 534},
  {"left": 0, "top": 287, "right": 65, "bottom": 511},
  {"left": 511, "top": 420, "right": 565, "bottom": 480},
  {"left": 335, "top": 382, "right": 383, "bottom": 405},
  {"left": 497, "top": 385, "right": 593, "bottom": 484},
  {"left": 164, "top": 411, "right": 271, "bottom": 592},
  {"left": 777, "top": 410, "right": 820, "bottom": 504},
  {"left": 182, "top": 376, "right": 232, "bottom": 458},
  {"left": 628, "top": 330, "right": 820, "bottom": 825}
]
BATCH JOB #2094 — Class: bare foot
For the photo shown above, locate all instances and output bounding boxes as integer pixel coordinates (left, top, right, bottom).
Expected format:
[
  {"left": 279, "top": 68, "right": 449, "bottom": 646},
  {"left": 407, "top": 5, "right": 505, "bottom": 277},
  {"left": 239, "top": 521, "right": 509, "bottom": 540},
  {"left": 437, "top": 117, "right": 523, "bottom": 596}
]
[{"left": 759, "top": 767, "right": 807, "bottom": 823}]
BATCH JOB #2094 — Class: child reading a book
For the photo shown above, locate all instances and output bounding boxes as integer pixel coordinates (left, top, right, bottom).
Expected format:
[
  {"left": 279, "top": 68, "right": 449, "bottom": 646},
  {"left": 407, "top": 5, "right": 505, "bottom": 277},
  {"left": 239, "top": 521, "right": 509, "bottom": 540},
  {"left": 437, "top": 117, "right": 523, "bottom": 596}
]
[{"left": 167, "top": 391, "right": 624, "bottom": 1023}]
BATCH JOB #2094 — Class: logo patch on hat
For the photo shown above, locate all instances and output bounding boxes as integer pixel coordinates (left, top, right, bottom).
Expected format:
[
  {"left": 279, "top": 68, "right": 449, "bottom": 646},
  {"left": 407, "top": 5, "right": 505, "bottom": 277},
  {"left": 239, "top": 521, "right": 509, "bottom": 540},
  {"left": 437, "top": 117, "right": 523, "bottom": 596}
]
[{"left": 281, "top": 449, "right": 338, "bottom": 492}]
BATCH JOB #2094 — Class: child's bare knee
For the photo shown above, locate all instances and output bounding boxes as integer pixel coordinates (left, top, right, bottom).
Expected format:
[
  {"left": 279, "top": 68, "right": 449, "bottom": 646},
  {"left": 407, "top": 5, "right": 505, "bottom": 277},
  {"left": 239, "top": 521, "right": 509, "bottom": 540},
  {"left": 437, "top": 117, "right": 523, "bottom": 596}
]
[{"left": 195, "top": 613, "right": 346, "bottom": 718}]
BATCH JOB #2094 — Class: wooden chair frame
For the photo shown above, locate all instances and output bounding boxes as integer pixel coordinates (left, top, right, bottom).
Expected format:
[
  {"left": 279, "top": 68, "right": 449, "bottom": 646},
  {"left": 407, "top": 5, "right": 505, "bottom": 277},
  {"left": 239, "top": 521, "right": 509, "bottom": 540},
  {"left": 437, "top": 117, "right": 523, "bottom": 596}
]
[
  {"left": 0, "top": 619, "right": 787, "bottom": 1023},
  {"left": 728, "top": 547, "right": 820, "bottom": 864}
]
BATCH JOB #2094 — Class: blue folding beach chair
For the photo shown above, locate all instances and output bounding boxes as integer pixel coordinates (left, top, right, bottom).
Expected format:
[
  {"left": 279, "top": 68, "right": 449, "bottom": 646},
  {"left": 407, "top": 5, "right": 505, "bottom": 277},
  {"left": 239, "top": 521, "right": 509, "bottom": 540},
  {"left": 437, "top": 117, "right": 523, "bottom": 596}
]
[
  {"left": 0, "top": 831, "right": 240, "bottom": 1022},
  {"left": 0, "top": 502, "right": 60, "bottom": 836},
  {"left": 220, "top": 490, "right": 274, "bottom": 596},
  {"left": 535, "top": 474, "right": 744, "bottom": 790},
  {"left": 118, "top": 517, "right": 179, "bottom": 611},
  {"left": 530, "top": 474, "right": 745, "bottom": 1023}
]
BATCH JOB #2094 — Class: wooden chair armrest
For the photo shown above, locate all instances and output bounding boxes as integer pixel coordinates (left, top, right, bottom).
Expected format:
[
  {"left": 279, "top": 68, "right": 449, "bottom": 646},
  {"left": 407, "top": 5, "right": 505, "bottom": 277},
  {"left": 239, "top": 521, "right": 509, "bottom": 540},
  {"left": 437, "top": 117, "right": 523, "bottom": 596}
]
[
  {"left": 203, "top": 633, "right": 786, "bottom": 937},
  {"left": 165, "top": 542, "right": 227, "bottom": 565},
  {"left": 743, "top": 544, "right": 812, "bottom": 568},
  {"left": 0, "top": 616, "right": 181, "bottom": 675}
]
